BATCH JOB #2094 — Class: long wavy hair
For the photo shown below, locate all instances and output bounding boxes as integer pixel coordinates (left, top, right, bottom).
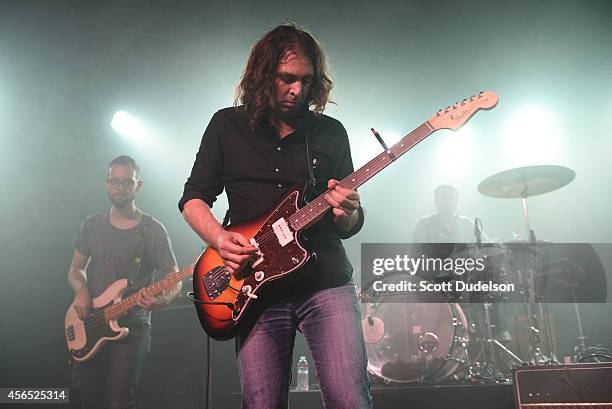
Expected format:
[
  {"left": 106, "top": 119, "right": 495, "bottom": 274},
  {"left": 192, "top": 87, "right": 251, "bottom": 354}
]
[{"left": 235, "top": 23, "right": 334, "bottom": 129}]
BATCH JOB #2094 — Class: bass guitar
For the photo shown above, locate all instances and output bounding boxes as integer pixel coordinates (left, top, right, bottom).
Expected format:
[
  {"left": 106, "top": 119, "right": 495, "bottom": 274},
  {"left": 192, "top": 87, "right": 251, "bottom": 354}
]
[
  {"left": 64, "top": 264, "right": 194, "bottom": 362},
  {"left": 191, "top": 91, "right": 499, "bottom": 340}
]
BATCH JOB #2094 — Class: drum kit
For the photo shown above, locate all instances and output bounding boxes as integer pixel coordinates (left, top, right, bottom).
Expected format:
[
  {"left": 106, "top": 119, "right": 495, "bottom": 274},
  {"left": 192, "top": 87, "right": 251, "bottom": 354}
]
[{"left": 361, "top": 165, "right": 609, "bottom": 384}]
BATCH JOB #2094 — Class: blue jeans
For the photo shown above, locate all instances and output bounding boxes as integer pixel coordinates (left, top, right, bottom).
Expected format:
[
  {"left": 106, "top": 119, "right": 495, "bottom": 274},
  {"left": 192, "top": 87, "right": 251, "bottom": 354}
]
[
  {"left": 78, "top": 322, "right": 151, "bottom": 409},
  {"left": 236, "top": 281, "right": 373, "bottom": 409}
]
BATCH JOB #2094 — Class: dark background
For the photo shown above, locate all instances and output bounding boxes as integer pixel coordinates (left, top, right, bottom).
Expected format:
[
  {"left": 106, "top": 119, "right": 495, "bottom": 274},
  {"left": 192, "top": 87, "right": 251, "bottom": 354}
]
[{"left": 1, "top": 0, "right": 611, "bottom": 408}]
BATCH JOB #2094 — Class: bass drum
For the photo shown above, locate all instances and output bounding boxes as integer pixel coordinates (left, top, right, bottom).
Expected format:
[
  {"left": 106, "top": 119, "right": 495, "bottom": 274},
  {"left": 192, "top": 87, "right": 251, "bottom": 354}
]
[{"left": 361, "top": 296, "right": 468, "bottom": 383}]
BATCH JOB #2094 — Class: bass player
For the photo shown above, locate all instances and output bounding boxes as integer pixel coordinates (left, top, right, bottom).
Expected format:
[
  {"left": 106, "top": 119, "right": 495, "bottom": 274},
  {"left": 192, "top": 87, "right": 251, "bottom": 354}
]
[{"left": 67, "top": 155, "right": 181, "bottom": 409}]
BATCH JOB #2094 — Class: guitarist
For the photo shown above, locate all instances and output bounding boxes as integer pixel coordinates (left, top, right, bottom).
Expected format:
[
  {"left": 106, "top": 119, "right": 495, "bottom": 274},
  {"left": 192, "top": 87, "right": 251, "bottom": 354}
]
[
  {"left": 67, "top": 155, "right": 181, "bottom": 409},
  {"left": 179, "top": 23, "right": 372, "bottom": 409}
]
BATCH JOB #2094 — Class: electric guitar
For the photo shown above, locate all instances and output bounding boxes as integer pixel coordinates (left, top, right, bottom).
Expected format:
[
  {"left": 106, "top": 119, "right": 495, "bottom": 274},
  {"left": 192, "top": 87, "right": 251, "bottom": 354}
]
[
  {"left": 64, "top": 264, "right": 194, "bottom": 362},
  {"left": 191, "top": 91, "right": 499, "bottom": 340}
]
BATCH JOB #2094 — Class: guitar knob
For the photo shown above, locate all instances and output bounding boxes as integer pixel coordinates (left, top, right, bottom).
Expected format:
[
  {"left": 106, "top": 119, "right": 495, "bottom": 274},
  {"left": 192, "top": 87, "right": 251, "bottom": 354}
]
[
  {"left": 255, "top": 271, "right": 264, "bottom": 281},
  {"left": 242, "top": 285, "right": 258, "bottom": 299}
]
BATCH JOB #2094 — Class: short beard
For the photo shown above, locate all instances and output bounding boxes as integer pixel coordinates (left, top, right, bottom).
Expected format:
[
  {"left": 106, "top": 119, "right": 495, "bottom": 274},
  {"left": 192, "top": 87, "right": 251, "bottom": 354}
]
[{"left": 108, "top": 193, "right": 134, "bottom": 209}]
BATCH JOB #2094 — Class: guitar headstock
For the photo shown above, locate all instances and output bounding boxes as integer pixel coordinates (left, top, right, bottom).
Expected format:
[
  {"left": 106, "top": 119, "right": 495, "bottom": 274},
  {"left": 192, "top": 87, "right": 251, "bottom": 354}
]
[{"left": 428, "top": 91, "right": 499, "bottom": 131}]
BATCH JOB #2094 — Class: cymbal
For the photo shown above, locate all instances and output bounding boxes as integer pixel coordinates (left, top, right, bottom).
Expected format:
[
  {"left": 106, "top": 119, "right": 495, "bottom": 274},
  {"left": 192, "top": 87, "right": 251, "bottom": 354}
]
[{"left": 478, "top": 165, "right": 575, "bottom": 198}]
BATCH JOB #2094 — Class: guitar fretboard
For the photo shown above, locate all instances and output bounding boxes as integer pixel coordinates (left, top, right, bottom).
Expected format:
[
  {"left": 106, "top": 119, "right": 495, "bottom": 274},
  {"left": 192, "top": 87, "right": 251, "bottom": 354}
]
[
  {"left": 289, "top": 121, "right": 435, "bottom": 231},
  {"left": 104, "top": 263, "right": 195, "bottom": 320}
]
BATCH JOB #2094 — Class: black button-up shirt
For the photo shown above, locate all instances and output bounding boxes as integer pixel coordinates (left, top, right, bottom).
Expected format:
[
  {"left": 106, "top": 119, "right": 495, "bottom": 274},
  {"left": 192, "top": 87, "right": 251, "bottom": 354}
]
[{"left": 179, "top": 106, "right": 364, "bottom": 291}]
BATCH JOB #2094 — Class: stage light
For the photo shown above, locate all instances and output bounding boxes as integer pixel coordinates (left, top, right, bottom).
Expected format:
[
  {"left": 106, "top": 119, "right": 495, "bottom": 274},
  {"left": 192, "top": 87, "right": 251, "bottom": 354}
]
[
  {"left": 503, "top": 105, "right": 559, "bottom": 165},
  {"left": 111, "top": 111, "right": 147, "bottom": 142},
  {"left": 435, "top": 125, "right": 475, "bottom": 177}
]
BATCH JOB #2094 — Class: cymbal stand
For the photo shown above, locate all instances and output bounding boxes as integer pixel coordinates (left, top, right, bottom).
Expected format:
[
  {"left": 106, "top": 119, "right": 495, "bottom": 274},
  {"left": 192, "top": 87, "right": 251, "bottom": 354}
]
[
  {"left": 467, "top": 303, "right": 525, "bottom": 382},
  {"left": 483, "top": 302, "right": 524, "bottom": 367},
  {"left": 467, "top": 246, "right": 524, "bottom": 382},
  {"left": 520, "top": 195, "right": 557, "bottom": 364},
  {"left": 569, "top": 286, "right": 611, "bottom": 363},
  {"left": 571, "top": 290, "right": 589, "bottom": 360}
]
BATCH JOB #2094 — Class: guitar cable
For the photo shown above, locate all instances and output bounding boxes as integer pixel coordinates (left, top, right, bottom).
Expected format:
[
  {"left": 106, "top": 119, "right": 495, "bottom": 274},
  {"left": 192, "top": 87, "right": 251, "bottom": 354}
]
[
  {"left": 187, "top": 288, "right": 230, "bottom": 408},
  {"left": 205, "top": 333, "right": 212, "bottom": 409},
  {"left": 186, "top": 292, "right": 234, "bottom": 309}
]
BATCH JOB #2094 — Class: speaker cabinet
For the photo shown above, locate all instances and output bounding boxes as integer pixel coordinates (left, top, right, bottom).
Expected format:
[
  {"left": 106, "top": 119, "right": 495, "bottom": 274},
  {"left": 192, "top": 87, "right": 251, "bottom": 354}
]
[{"left": 513, "top": 363, "right": 612, "bottom": 409}]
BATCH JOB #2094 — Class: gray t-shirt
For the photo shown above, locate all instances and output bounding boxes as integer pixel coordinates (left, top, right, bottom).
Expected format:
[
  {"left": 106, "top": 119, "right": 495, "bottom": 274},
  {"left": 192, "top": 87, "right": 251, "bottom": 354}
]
[{"left": 74, "top": 211, "right": 178, "bottom": 324}]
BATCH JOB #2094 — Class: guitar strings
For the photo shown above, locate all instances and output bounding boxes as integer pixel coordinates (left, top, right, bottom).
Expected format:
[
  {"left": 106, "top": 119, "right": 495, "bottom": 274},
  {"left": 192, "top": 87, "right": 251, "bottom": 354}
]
[
  {"left": 232, "top": 125, "right": 432, "bottom": 278},
  {"left": 224, "top": 156, "right": 390, "bottom": 267},
  {"left": 69, "top": 263, "right": 196, "bottom": 337},
  {"left": 246, "top": 151, "right": 391, "bottom": 250}
]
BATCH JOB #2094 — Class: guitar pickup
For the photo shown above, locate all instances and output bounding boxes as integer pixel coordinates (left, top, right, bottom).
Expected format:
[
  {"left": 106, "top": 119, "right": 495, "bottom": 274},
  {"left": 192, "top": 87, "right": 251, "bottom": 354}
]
[
  {"left": 272, "top": 218, "right": 293, "bottom": 247},
  {"left": 66, "top": 325, "right": 75, "bottom": 342}
]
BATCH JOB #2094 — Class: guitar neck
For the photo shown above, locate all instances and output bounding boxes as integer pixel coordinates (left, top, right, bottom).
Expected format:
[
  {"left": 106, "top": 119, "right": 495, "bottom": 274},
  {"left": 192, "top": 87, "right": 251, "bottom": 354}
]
[
  {"left": 290, "top": 121, "right": 435, "bottom": 231},
  {"left": 104, "top": 263, "right": 195, "bottom": 320}
]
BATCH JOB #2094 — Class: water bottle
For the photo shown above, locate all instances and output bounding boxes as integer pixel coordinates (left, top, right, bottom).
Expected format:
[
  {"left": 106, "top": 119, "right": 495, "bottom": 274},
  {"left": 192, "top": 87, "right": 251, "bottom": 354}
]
[{"left": 296, "top": 356, "right": 309, "bottom": 391}]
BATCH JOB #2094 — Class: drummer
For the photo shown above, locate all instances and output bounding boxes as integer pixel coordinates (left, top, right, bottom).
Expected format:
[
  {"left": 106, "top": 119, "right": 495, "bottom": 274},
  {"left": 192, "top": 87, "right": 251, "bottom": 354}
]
[
  {"left": 411, "top": 184, "right": 511, "bottom": 343},
  {"left": 412, "top": 184, "right": 487, "bottom": 243}
]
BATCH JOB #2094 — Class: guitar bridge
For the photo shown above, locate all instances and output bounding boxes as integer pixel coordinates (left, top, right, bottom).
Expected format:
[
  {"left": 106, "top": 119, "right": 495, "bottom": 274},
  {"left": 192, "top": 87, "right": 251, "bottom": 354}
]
[{"left": 203, "top": 266, "right": 231, "bottom": 300}]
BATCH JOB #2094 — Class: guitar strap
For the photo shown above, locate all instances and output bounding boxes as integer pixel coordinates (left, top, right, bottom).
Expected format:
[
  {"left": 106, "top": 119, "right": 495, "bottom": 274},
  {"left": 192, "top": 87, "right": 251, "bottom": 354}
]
[
  {"left": 302, "top": 114, "right": 319, "bottom": 263},
  {"left": 304, "top": 113, "right": 317, "bottom": 203},
  {"left": 221, "top": 210, "right": 231, "bottom": 228},
  {"left": 128, "top": 216, "right": 150, "bottom": 288}
]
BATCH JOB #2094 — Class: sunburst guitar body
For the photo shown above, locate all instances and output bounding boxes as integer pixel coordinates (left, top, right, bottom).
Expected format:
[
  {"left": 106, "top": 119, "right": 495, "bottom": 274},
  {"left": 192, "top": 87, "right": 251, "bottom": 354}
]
[{"left": 193, "top": 187, "right": 312, "bottom": 340}]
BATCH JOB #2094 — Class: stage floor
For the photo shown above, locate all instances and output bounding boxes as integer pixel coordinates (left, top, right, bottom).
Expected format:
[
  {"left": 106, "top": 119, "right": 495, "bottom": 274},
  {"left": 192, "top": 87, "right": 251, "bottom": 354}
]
[{"left": 230, "top": 383, "right": 516, "bottom": 409}]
